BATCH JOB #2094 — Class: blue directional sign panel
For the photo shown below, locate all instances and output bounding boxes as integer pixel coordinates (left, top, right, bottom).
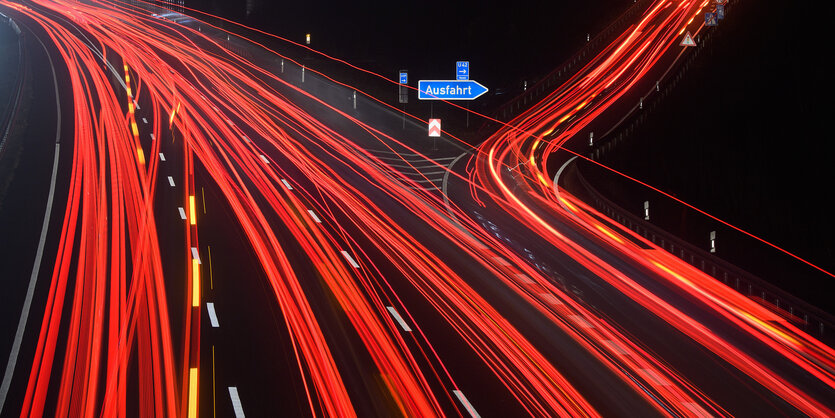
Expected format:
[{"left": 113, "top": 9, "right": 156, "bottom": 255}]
[
  {"left": 705, "top": 12, "right": 718, "bottom": 26},
  {"left": 456, "top": 61, "right": 469, "bottom": 80},
  {"left": 399, "top": 71, "right": 408, "bottom": 84},
  {"left": 418, "top": 80, "right": 488, "bottom": 100},
  {"left": 716, "top": 4, "right": 725, "bottom": 19}
]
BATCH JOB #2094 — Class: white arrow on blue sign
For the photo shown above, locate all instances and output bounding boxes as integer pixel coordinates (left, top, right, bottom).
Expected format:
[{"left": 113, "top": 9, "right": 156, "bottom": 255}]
[
  {"left": 456, "top": 61, "right": 469, "bottom": 80},
  {"left": 418, "top": 80, "right": 488, "bottom": 100},
  {"left": 399, "top": 72, "right": 408, "bottom": 84}
]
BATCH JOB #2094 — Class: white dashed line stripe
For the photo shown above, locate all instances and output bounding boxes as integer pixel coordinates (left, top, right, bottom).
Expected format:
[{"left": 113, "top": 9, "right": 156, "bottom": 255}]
[
  {"left": 638, "top": 368, "right": 670, "bottom": 387},
  {"left": 494, "top": 257, "right": 511, "bottom": 266},
  {"left": 515, "top": 273, "right": 534, "bottom": 284},
  {"left": 281, "top": 179, "right": 293, "bottom": 190},
  {"left": 569, "top": 315, "right": 594, "bottom": 328},
  {"left": 206, "top": 303, "right": 219, "bottom": 327},
  {"left": 228, "top": 387, "right": 245, "bottom": 418},
  {"left": 386, "top": 307, "right": 412, "bottom": 332},
  {"left": 142, "top": 117, "right": 148, "bottom": 124},
  {"left": 602, "top": 340, "right": 630, "bottom": 356},
  {"left": 191, "top": 247, "right": 201, "bottom": 264},
  {"left": 341, "top": 251, "right": 360, "bottom": 269},
  {"left": 681, "top": 402, "right": 712, "bottom": 417},
  {"left": 159, "top": 152, "right": 166, "bottom": 161},
  {"left": 259, "top": 155, "right": 269, "bottom": 164},
  {"left": 452, "top": 390, "right": 480, "bottom": 418},
  {"left": 307, "top": 210, "right": 321, "bottom": 223},
  {"left": 150, "top": 133, "right": 155, "bottom": 141},
  {"left": 539, "top": 293, "right": 562, "bottom": 306},
  {"left": 167, "top": 176, "right": 175, "bottom": 187},
  {"left": 178, "top": 207, "right": 187, "bottom": 220}
]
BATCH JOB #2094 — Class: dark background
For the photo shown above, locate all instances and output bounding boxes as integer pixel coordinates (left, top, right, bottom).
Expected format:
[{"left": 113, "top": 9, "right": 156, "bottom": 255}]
[{"left": 183, "top": 0, "right": 834, "bottom": 311}]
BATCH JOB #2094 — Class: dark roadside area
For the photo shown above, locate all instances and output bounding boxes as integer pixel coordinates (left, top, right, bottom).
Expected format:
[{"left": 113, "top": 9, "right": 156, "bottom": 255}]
[{"left": 575, "top": 0, "right": 835, "bottom": 314}]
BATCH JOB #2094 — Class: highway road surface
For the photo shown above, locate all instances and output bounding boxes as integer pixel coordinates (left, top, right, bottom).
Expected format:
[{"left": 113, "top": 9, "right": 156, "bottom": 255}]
[{"left": 0, "top": 0, "right": 833, "bottom": 416}]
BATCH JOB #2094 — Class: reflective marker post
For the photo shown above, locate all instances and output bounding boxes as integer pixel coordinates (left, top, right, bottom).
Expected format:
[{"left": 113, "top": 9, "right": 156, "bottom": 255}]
[
  {"left": 644, "top": 201, "right": 650, "bottom": 220},
  {"left": 710, "top": 231, "right": 717, "bottom": 253}
]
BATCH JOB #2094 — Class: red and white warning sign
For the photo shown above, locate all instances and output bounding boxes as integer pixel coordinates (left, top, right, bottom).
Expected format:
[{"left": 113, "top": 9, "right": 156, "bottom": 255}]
[
  {"left": 428, "top": 118, "right": 442, "bottom": 137},
  {"left": 680, "top": 31, "right": 696, "bottom": 47}
]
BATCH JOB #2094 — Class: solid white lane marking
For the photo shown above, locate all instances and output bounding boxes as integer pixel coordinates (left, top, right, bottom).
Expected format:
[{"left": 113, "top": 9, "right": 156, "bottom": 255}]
[
  {"left": 206, "top": 302, "right": 219, "bottom": 327},
  {"left": 569, "top": 315, "right": 594, "bottom": 328},
  {"left": 452, "top": 390, "right": 480, "bottom": 418},
  {"left": 341, "top": 251, "right": 360, "bottom": 269},
  {"left": 142, "top": 117, "right": 148, "bottom": 124},
  {"left": 639, "top": 368, "right": 670, "bottom": 387},
  {"left": 228, "top": 387, "right": 245, "bottom": 418},
  {"left": 515, "top": 273, "right": 534, "bottom": 284},
  {"left": 167, "top": 176, "right": 175, "bottom": 187},
  {"left": 602, "top": 340, "right": 629, "bottom": 356},
  {"left": 307, "top": 210, "right": 321, "bottom": 223},
  {"left": 281, "top": 179, "right": 293, "bottom": 190},
  {"left": 178, "top": 207, "right": 187, "bottom": 220},
  {"left": 386, "top": 307, "right": 412, "bottom": 332},
  {"left": 259, "top": 155, "right": 269, "bottom": 164},
  {"left": 539, "top": 293, "right": 563, "bottom": 306},
  {"left": 159, "top": 152, "right": 166, "bottom": 161},
  {"left": 191, "top": 247, "right": 201, "bottom": 264},
  {"left": 150, "top": 133, "right": 155, "bottom": 141}
]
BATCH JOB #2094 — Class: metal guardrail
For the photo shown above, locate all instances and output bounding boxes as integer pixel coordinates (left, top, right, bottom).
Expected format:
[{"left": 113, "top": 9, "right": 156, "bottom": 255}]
[{"left": 569, "top": 164, "right": 835, "bottom": 342}]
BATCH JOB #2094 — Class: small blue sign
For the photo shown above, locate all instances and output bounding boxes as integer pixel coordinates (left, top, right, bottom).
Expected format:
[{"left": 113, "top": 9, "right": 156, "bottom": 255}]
[
  {"left": 456, "top": 61, "right": 469, "bottom": 80},
  {"left": 705, "top": 12, "right": 718, "bottom": 26},
  {"left": 399, "top": 72, "right": 408, "bottom": 84},
  {"left": 418, "top": 80, "right": 488, "bottom": 100},
  {"left": 716, "top": 4, "right": 725, "bottom": 20}
]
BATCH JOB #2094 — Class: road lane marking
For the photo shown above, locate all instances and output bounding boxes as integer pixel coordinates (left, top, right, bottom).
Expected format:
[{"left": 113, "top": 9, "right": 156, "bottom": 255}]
[
  {"left": 494, "top": 256, "right": 511, "bottom": 266},
  {"left": 281, "top": 179, "right": 293, "bottom": 190},
  {"left": 178, "top": 207, "right": 187, "bottom": 220},
  {"left": 307, "top": 210, "right": 321, "bottom": 223},
  {"left": 341, "top": 251, "right": 360, "bottom": 269},
  {"left": 682, "top": 402, "right": 712, "bottom": 417},
  {"left": 386, "top": 307, "right": 412, "bottom": 332},
  {"left": 569, "top": 315, "right": 594, "bottom": 328},
  {"left": 150, "top": 133, "right": 155, "bottom": 141},
  {"left": 142, "top": 117, "right": 148, "bottom": 124},
  {"left": 191, "top": 247, "right": 201, "bottom": 264},
  {"left": 259, "top": 154, "right": 269, "bottom": 164},
  {"left": 159, "top": 152, "right": 166, "bottom": 161},
  {"left": 206, "top": 303, "right": 219, "bottom": 327},
  {"left": 242, "top": 135, "right": 250, "bottom": 143},
  {"left": 515, "top": 273, "right": 534, "bottom": 284},
  {"left": 602, "top": 340, "right": 629, "bottom": 356},
  {"left": 168, "top": 176, "right": 175, "bottom": 187},
  {"left": 452, "top": 390, "right": 480, "bottom": 418},
  {"left": 228, "top": 387, "right": 245, "bottom": 418},
  {"left": 539, "top": 293, "right": 563, "bottom": 306},
  {"left": 639, "top": 368, "right": 670, "bottom": 387}
]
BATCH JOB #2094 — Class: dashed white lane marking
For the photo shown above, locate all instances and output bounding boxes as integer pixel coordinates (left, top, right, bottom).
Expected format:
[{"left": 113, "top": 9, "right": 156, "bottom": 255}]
[
  {"left": 341, "top": 251, "right": 360, "bottom": 269},
  {"left": 206, "top": 302, "right": 219, "bottom": 328},
  {"left": 569, "top": 315, "right": 594, "bottom": 328},
  {"left": 386, "top": 307, "right": 412, "bottom": 332},
  {"left": 150, "top": 133, "right": 155, "bottom": 141},
  {"left": 178, "top": 207, "right": 187, "bottom": 220},
  {"left": 307, "top": 210, "right": 321, "bottom": 223},
  {"left": 638, "top": 368, "right": 670, "bottom": 387},
  {"left": 452, "top": 390, "right": 480, "bottom": 418},
  {"left": 682, "top": 402, "right": 712, "bottom": 417},
  {"left": 228, "top": 387, "right": 245, "bottom": 418},
  {"left": 159, "top": 152, "right": 166, "bottom": 161},
  {"left": 539, "top": 293, "right": 563, "bottom": 306},
  {"left": 259, "top": 155, "right": 269, "bottom": 164},
  {"left": 167, "top": 176, "right": 175, "bottom": 187},
  {"left": 515, "top": 273, "right": 534, "bottom": 284},
  {"left": 191, "top": 247, "right": 201, "bottom": 264},
  {"left": 494, "top": 256, "right": 511, "bottom": 266},
  {"left": 142, "top": 117, "right": 148, "bottom": 124},
  {"left": 281, "top": 179, "right": 293, "bottom": 190},
  {"left": 242, "top": 135, "right": 250, "bottom": 143},
  {"left": 602, "top": 340, "right": 629, "bottom": 356}
]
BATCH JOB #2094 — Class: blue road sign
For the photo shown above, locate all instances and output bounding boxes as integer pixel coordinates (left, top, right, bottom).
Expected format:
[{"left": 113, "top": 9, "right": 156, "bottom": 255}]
[
  {"left": 418, "top": 80, "right": 488, "bottom": 100},
  {"left": 456, "top": 61, "right": 469, "bottom": 80},
  {"left": 399, "top": 72, "right": 408, "bottom": 84},
  {"left": 716, "top": 4, "right": 725, "bottom": 19},
  {"left": 705, "top": 12, "right": 718, "bottom": 26}
]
